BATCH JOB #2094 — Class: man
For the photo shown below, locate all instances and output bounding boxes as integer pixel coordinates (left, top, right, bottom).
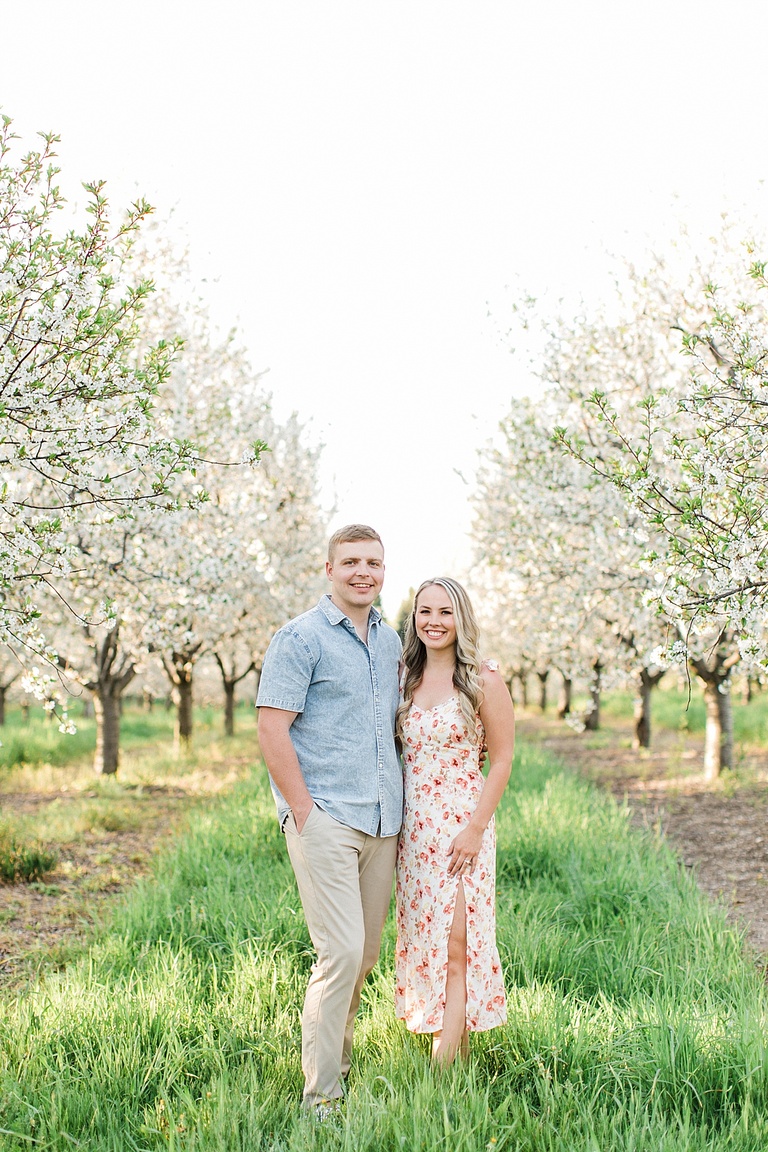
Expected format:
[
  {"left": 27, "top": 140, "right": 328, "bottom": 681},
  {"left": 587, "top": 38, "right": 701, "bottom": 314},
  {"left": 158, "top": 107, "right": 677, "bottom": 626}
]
[{"left": 256, "top": 524, "right": 402, "bottom": 1115}]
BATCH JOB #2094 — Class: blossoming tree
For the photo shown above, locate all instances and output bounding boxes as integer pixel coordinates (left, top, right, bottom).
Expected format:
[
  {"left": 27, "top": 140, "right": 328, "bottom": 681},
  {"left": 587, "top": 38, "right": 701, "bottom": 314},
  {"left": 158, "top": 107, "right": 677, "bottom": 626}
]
[
  {"left": 473, "top": 394, "right": 666, "bottom": 745},
  {"left": 0, "top": 118, "right": 198, "bottom": 724},
  {"left": 485, "top": 227, "right": 768, "bottom": 774}
]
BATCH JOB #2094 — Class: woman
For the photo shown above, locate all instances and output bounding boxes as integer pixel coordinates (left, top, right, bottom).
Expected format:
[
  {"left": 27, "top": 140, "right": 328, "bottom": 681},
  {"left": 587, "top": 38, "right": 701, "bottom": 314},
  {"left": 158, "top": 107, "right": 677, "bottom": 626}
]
[{"left": 395, "top": 577, "right": 515, "bottom": 1064}]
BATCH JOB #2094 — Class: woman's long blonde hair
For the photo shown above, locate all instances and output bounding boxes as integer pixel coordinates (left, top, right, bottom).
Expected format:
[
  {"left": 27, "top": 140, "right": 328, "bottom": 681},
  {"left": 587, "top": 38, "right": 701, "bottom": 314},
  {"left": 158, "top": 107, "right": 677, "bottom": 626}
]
[{"left": 396, "top": 577, "right": 483, "bottom": 743}]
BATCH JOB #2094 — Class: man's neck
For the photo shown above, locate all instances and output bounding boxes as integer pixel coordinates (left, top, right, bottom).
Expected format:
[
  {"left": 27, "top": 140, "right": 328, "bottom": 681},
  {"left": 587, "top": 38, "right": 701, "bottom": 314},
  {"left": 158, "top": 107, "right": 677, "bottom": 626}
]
[{"left": 331, "top": 596, "right": 372, "bottom": 642}]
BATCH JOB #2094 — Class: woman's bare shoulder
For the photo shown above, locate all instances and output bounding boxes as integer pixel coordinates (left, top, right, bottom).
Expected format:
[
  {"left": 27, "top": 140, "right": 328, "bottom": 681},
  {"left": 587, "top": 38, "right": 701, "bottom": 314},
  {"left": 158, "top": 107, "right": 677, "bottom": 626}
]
[
  {"left": 478, "top": 660, "right": 508, "bottom": 697},
  {"left": 478, "top": 661, "right": 515, "bottom": 730}
]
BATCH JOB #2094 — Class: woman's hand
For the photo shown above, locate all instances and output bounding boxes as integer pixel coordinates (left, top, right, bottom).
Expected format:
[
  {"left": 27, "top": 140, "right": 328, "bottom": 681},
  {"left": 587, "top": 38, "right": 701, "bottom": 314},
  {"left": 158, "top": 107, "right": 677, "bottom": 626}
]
[{"left": 447, "top": 825, "right": 484, "bottom": 876}]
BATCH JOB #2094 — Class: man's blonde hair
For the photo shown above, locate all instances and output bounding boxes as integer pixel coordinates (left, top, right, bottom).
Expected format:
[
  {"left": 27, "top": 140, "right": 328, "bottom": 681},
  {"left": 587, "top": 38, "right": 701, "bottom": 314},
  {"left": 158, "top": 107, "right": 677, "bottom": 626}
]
[{"left": 327, "top": 524, "right": 383, "bottom": 562}]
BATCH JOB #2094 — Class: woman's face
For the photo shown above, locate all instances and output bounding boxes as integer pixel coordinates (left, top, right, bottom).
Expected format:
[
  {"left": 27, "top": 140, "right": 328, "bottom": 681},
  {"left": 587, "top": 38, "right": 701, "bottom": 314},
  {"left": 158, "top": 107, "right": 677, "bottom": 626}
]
[{"left": 414, "top": 584, "right": 457, "bottom": 653}]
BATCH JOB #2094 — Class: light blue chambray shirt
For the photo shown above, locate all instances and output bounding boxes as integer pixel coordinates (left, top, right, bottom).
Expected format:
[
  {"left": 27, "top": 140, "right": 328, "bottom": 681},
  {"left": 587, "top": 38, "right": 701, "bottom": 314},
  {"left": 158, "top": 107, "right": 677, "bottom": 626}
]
[{"left": 256, "top": 594, "right": 403, "bottom": 837}]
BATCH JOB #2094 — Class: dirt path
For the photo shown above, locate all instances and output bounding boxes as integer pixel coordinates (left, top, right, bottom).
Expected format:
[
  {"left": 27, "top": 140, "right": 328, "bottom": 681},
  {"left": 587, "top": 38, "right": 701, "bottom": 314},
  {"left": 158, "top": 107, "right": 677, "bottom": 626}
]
[
  {"left": 517, "top": 712, "right": 768, "bottom": 965},
  {"left": 0, "top": 786, "right": 190, "bottom": 986}
]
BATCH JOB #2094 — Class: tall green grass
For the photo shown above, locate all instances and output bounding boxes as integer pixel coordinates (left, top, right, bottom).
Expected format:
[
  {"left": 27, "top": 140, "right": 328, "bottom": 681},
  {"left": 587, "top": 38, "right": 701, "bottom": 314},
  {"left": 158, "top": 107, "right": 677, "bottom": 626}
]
[
  {"left": 0, "top": 742, "right": 766, "bottom": 1150},
  {"left": 0, "top": 819, "right": 57, "bottom": 882}
]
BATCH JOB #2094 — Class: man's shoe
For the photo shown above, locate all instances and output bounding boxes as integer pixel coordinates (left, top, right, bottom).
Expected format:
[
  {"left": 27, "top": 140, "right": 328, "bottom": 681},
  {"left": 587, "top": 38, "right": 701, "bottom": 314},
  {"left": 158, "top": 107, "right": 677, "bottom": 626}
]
[{"left": 312, "top": 1098, "right": 343, "bottom": 1122}]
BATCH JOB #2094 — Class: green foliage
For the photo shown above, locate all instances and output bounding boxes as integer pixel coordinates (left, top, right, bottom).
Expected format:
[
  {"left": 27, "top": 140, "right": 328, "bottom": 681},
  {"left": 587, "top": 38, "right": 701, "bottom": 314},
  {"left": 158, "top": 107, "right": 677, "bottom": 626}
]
[
  {"left": 394, "top": 587, "right": 415, "bottom": 641},
  {"left": 602, "top": 685, "right": 768, "bottom": 744},
  {"left": 0, "top": 713, "right": 96, "bottom": 769},
  {"left": 0, "top": 699, "right": 256, "bottom": 771},
  {"left": 0, "top": 822, "right": 57, "bottom": 882},
  {"left": 0, "top": 741, "right": 766, "bottom": 1149}
]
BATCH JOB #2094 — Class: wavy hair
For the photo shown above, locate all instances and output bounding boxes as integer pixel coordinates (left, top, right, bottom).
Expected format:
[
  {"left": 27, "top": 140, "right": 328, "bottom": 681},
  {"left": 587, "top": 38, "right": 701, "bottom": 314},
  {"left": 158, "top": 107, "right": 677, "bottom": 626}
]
[{"left": 396, "top": 577, "right": 484, "bottom": 744}]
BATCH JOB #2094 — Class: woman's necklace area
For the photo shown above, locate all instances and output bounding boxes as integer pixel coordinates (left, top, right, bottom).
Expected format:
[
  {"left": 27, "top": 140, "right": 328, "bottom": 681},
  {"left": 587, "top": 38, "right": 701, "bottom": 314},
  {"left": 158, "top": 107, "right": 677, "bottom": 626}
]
[{"left": 413, "top": 667, "right": 456, "bottom": 711}]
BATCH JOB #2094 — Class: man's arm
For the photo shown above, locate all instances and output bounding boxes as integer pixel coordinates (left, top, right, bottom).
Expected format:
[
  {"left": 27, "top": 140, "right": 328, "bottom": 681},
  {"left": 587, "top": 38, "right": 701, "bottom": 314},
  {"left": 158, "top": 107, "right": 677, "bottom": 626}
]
[{"left": 257, "top": 707, "right": 315, "bottom": 832}]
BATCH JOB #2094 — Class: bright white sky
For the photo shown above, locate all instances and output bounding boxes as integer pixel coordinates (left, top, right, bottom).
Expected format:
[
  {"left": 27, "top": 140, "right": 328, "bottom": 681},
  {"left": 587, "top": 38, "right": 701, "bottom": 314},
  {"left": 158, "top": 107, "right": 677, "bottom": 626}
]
[{"left": 4, "top": 0, "right": 768, "bottom": 615}]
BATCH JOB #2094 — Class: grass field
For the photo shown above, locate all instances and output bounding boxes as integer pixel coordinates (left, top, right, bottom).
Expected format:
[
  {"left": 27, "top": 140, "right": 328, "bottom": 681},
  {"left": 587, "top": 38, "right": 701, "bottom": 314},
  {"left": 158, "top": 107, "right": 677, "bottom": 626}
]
[
  {"left": 0, "top": 703, "right": 256, "bottom": 837},
  {"left": 599, "top": 683, "right": 768, "bottom": 745},
  {"left": 0, "top": 703, "right": 260, "bottom": 985},
  {"left": 0, "top": 699, "right": 253, "bottom": 772},
  {"left": 0, "top": 708, "right": 767, "bottom": 1151}
]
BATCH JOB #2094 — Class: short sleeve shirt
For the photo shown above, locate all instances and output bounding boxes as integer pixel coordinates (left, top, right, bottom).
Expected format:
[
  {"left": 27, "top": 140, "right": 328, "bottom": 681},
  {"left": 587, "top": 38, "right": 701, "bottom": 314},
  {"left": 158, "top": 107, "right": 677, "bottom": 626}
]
[{"left": 256, "top": 595, "right": 403, "bottom": 836}]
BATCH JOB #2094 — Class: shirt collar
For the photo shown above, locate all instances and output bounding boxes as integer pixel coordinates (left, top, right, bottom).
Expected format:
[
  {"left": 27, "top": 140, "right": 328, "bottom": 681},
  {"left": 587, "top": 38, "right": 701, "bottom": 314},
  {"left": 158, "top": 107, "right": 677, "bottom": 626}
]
[{"left": 317, "top": 593, "right": 381, "bottom": 628}]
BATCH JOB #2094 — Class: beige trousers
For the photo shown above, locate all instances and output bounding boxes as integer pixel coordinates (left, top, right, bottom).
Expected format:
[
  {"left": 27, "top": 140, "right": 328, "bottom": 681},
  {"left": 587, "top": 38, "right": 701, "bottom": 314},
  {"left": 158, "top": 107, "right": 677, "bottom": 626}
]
[{"left": 284, "top": 804, "right": 397, "bottom": 1107}]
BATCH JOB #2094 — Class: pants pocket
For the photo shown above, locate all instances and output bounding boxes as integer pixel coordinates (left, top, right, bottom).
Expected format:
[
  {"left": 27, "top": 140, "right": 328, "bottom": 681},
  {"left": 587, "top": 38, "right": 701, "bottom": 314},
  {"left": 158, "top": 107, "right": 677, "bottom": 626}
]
[{"left": 288, "top": 803, "right": 323, "bottom": 837}]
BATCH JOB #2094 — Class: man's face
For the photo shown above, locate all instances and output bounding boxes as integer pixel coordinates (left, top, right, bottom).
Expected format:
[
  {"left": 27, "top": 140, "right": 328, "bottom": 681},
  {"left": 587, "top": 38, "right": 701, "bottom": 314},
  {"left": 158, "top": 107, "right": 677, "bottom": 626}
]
[{"left": 326, "top": 539, "right": 385, "bottom": 614}]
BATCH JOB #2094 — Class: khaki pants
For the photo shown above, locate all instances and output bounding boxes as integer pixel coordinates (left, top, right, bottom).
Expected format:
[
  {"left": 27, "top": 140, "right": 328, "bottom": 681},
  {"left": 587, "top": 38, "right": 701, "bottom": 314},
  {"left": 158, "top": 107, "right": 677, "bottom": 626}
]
[{"left": 284, "top": 805, "right": 397, "bottom": 1107}]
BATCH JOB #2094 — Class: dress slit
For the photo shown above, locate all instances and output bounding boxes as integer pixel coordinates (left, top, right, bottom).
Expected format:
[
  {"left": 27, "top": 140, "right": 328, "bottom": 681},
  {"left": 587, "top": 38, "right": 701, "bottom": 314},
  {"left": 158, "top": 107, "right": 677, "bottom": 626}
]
[{"left": 395, "top": 696, "right": 506, "bottom": 1035}]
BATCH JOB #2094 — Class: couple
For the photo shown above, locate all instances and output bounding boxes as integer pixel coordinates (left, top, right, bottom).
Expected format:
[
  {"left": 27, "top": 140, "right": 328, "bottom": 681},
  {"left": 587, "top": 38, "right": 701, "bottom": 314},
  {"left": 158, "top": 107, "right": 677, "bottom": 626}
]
[{"left": 257, "top": 524, "right": 515, "bottom": 1115}]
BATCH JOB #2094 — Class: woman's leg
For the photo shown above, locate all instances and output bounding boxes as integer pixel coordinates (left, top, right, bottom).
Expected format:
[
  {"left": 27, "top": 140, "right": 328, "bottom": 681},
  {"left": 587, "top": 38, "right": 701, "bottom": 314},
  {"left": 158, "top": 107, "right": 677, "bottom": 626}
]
[{"left": 432, "top": 881, "right": 468, "bottom": 1065}]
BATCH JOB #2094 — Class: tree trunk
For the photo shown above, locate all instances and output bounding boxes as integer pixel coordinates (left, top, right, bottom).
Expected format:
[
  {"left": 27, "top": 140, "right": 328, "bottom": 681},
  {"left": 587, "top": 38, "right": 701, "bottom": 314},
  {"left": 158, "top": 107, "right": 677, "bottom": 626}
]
[
  {"left": 703, "top": 681, "right": 734, "bottom": 780},
  {"left": 536, "top": 670, "right": 549, "bottom": 713},
  {"left": 518, "top": 671, "right": 529, "bottom": 709},
  {"left": 633, "top": 666, "right": 665, "bottom": 750},
  {"left": 175, "top": 675, "right": 194, "bottom": 754},
  {"left": 224, "top": 680, "right": 236, "bottom": 737},
  {"left": 634, "top": 674, "right": 652, "bottom": 750},
  {"left": 688, "top": 630, "right": 739, "bottom": 779},
  {"left": 142, "top": 687, "right": 154, "bottom": 712},
  {"left": 0, "top": 672, "right": 20, "bottom": 725},
  {"left": 213, "top": 651, "right": 254, "bottom": 739},
  {"left": 20, "top": 702, "right": 29, "bottom": 723},
  {"left": 557, "top": 673, "right": 572, "bottom": 719},
  {"left": 584, "top": 660, "right": 602, "bottom": 731},
  {"left": 162, "top": 644, "right": 203, "bottom": 756},
  {"left": 81, "top": 695, "right": 94, "bottom": 719},
  {"left": 80, "top": 626, "right": 137, "bottom": 776},
  {"left": 93, "top": 689, "right": 122, "bottom": 775}
]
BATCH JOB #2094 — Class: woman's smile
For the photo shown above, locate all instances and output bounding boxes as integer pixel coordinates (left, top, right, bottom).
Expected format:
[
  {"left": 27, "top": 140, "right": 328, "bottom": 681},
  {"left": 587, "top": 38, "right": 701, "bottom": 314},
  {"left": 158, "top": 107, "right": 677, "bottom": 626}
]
[{"left": 415, "top": 585, "right": 457, "bottom": 649}]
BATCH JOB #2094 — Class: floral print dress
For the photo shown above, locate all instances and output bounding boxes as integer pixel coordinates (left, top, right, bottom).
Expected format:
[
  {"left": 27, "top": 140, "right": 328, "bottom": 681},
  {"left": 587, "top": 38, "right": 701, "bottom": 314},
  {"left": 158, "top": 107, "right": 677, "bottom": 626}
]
[{"left": 395, "top": 684, "right": 507, "bottom": 1034}]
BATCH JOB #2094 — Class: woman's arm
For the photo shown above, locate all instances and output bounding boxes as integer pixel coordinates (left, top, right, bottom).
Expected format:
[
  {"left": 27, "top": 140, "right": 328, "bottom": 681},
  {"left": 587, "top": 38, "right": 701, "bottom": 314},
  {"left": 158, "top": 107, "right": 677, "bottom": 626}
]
[{"left": 446, "top": 668, "right": 515, "bottom": 876}]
